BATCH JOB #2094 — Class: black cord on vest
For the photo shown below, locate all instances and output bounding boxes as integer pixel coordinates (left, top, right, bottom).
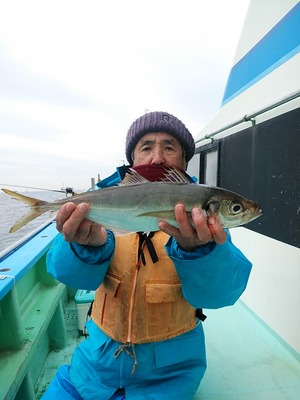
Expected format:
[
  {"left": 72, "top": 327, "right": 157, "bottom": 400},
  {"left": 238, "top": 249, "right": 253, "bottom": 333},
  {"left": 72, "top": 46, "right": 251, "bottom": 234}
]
[{"left": 137, "top": 232, "right": 159, "bottom": 266}]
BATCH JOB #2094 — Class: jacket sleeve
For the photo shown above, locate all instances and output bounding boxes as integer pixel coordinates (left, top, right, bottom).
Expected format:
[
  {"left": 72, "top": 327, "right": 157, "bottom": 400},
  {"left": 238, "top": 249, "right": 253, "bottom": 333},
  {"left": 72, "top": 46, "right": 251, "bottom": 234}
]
[
  {"left": 165, "top": 232, "right": 252, "bottom": 309},
  {"left": 46, "top": 230, "right": 115, "bottom": 290}
]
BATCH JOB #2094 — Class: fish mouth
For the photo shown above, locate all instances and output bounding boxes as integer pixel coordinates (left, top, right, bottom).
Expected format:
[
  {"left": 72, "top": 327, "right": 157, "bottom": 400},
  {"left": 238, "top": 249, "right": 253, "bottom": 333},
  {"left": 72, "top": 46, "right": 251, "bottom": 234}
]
[
  {"left": 246, "top": 205, "right": 263, "bottom": 224},
  {"left": 256, "top": 205, "right": 263, "bottom": 216},
  {"left": 242, "top": 205, "right": 263, "bottom": 226}
]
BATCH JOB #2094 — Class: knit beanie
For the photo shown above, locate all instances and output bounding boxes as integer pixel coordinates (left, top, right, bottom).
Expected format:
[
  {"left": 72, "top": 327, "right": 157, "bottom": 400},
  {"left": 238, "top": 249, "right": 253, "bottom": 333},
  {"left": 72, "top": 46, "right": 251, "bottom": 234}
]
[{"left": 125, "top": 111, "right": 195, "bottom": 165}]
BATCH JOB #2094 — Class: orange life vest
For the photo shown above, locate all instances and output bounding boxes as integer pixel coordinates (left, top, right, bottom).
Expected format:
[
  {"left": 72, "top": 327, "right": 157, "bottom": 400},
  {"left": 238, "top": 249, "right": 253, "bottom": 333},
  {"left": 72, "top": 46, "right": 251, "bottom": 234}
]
[{"left": 92, "top": 231, "right": 197, "bottom": 344}]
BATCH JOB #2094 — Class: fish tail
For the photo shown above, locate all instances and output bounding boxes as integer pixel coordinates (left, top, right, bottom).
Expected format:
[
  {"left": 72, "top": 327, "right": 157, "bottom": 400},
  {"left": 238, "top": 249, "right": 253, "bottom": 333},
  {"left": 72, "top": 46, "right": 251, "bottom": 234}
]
[
  {"left": 8, "top": 210, "right": 45, "bottom": 233},
  {"left": 2, "top": 188, "right": 47, "bottom": 233}
]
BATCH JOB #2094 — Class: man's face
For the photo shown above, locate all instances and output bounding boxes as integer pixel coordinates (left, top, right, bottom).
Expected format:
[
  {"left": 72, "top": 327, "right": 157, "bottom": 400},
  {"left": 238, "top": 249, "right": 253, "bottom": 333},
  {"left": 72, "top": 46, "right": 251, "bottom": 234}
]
[{"left": 132, "top": 132, "right": 186, "bottom": 169}]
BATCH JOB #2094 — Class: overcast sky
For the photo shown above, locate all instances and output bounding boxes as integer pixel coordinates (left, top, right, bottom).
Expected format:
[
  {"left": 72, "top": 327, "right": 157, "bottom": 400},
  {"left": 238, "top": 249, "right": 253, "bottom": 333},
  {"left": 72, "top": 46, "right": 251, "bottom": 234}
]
[{"left": 0, "top": 0, "right": 250, "bottom": 192}]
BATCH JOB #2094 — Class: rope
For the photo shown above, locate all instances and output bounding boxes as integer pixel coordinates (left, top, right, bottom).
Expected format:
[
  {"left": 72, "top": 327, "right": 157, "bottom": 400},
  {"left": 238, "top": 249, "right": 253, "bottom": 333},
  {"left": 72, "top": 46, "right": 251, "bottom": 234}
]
[{"left": 114, "top": 343, "right": 138, "bottom": 375}]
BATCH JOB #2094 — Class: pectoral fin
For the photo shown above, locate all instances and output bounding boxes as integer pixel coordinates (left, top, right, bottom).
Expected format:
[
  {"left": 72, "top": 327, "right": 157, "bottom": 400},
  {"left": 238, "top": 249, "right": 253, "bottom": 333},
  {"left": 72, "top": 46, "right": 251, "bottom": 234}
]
[
  {"left": 138, "top": 210, "right": 193, "bottom": 226},
  {"left": 138, "top": 210, "right": 175, "bottom": 219}
]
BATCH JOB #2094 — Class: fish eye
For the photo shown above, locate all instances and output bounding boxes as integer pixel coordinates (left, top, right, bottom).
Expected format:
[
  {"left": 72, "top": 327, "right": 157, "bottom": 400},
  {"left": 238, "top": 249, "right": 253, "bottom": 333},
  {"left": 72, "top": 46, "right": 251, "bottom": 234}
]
[{"left": 230, "top": 203, "right": 243, "bottom": 214}]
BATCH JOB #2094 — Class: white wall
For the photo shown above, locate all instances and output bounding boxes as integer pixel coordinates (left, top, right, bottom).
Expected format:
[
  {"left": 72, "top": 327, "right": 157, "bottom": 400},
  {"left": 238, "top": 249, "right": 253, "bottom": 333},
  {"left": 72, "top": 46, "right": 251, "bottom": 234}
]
[{"left": 230, "top": 227, "right": 300, "bottom": 354}]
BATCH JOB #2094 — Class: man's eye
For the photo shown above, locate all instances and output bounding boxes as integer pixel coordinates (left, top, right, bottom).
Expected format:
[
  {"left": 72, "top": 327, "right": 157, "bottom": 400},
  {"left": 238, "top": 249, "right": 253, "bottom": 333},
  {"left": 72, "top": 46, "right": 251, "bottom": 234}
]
[{"left": 141, "top": 147, "right": 151, "bottom": 152}]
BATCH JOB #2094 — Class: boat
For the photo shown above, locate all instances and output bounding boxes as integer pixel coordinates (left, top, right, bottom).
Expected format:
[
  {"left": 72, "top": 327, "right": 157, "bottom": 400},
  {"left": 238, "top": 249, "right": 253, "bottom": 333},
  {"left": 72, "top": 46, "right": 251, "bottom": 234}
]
[{"left": 1, "top": 1, "right": 299, "bottom": 398}]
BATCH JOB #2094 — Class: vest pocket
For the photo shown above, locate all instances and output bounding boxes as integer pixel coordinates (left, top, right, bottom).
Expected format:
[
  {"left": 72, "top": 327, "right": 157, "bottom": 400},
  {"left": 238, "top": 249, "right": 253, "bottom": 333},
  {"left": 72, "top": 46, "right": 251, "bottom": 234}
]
[
  {"left": 146, "top": 283, "right": 183, "bottom": 303},
  {"left": 146, "top": 283, "right": 183, "bottom": 336},
  {"left": 98, "top": 275, "right": 121, "bottom": 333}
]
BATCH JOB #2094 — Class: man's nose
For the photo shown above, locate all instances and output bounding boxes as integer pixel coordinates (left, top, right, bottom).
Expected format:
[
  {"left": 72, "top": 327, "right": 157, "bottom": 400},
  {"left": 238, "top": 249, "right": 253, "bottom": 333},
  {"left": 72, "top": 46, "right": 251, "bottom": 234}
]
[{"left": 151, "top": 148, "right": 164, "bottom": 164}]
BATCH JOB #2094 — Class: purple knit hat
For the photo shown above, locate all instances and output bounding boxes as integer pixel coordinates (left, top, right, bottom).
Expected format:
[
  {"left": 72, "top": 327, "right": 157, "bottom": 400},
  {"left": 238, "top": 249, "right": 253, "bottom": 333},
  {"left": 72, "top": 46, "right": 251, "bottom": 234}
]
[{"left": 125, "top": 111, "right": 195, "bottom": 165}]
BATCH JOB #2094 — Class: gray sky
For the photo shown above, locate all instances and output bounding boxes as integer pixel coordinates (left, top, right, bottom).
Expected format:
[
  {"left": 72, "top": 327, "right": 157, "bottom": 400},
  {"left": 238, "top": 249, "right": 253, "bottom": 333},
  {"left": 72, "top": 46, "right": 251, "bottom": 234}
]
[{"left": 0, "top": 0, "right": 249, "bottom": 191}]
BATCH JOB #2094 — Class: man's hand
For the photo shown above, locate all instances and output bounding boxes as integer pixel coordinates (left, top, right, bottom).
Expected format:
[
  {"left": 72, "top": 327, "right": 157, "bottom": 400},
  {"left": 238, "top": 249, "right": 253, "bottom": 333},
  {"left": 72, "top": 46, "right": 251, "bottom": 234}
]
[
  {"left": 158, "top": 203, "right": 226, "bottom": 252},
  {"left": 56, "top": 202, "right": 107, "bottom": 247}
]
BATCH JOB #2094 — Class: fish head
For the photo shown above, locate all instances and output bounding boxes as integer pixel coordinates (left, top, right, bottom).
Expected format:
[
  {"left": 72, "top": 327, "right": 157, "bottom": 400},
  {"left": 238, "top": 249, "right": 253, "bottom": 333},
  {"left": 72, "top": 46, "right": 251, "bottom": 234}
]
[{"left": 204, "top": 195, "right": 263, "bottom": 228}]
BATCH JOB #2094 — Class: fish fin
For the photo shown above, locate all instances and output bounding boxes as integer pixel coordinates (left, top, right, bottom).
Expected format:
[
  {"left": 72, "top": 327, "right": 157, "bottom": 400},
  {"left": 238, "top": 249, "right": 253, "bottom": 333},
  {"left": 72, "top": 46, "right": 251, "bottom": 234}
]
[
  {"left": 138, "top": 209, "right": 193, "bottom": 225},
  {"left": 8, "top": 210, "right": 44, "bottom": 233},
  {"left": 160, "top": 167, "right": 191, "bottom": 183},
  {"left": 138, "top": 210, "right": 175, "bottom": 219},
  {"left": 2, "top": 188, "right": 47, "bottom": 233},
  {"left": 2, "top": 188, "right": 47, "bottom": 207},
  {"left": 118, "top": 169, "right": 150, "bottom": 186},
  {"left": 118, "top": 167, "right": 191, "bottom": 186}
]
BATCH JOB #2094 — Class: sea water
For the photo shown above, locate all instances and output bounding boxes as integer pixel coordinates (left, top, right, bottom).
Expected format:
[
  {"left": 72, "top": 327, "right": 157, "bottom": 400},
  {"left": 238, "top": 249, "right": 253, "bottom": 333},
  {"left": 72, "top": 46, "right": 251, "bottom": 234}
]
[{"left": 0, "top": 190, "right": 66, "bottom": 253}]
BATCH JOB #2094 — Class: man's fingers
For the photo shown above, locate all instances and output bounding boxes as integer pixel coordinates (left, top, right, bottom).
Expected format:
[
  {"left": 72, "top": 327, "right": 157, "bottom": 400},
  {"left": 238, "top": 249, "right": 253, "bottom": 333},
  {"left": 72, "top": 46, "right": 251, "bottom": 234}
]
[
  {"left": 191, "top": 207, "right": 212, "bottom": 243},
  {"left": 70, "top": 203, "right": 90, "bottom": 224},
  {"left": 158, "top": 220, "right": 178, "bottom": 237},
  {"left": 160, "top": 204, "right": 226, "bottom": 250},
  {"left": 58, "top": 203, "right": 90, "bottom": 240},
  {"left": 56, "top": 202, "right": 76, "bottom": 231},
  {"left": 208, "top": 217, "right": 227, "bottom": 244},
  {"left": 55, "top": 202, "right": 108, "bottom": 246},
  {"left": 174, "top": 204, "right": 194, "bottom": 237},
  {"left": 72, "top": 218, "right": 93, "bottom": 242}
]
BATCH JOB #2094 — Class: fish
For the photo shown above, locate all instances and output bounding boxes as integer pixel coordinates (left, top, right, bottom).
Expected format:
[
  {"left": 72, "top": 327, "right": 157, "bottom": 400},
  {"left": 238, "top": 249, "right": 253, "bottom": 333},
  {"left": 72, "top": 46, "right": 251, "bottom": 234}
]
[{"left": 1, "top": 168, "right": 262, "bottom": 233}]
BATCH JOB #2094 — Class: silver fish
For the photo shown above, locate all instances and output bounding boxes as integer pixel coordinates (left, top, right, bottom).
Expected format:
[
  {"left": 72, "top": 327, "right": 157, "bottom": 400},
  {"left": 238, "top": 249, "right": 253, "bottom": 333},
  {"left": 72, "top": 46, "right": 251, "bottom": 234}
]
[{"left": 2, "top": 168, "right": 262, "bottom": 233}]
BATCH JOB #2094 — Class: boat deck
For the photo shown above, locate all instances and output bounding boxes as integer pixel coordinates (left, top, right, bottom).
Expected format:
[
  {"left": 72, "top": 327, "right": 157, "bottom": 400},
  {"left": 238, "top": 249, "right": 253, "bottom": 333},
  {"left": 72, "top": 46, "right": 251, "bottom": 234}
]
[
  {"left": 196, "top": 302, "right": 300, "bottom": 399},
  {"left": 35, "top": 297, "right": 84, "bottom": 398},
  {"left": 36, "top": 298, "right": 300, "bottom": 399}
]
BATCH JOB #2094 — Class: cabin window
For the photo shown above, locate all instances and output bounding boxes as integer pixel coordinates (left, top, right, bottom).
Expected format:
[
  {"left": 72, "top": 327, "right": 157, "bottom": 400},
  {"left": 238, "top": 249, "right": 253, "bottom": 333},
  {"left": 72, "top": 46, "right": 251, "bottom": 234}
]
[
  {"left": 199, "top": 142, "right": 219, "bottom": 186},
  {"left": 186, "top": 152, "right": 200, "bottom": 181}
]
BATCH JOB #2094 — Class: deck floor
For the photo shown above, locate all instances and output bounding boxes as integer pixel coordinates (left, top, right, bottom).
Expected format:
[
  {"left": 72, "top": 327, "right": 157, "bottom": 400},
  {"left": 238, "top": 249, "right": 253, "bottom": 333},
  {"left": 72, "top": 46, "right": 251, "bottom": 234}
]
[
  {"left": 196, "top": 302, "right": 300, "bottom": 399},
  {"left": 36, "top": 300, "right": 300, "bottom": 399},
  {"left": 35, "top": 300, "right": 84, "bottom": 399}
]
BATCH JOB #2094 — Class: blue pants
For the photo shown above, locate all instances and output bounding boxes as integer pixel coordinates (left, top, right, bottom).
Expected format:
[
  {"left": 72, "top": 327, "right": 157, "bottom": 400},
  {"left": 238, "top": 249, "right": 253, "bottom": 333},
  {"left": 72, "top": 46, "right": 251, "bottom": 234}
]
[
  {"left": 42, "top": 322, "right": 206, "bottom": 400},
  {"left": 42, "top": 365, "right": 125, "bottom": 400}
]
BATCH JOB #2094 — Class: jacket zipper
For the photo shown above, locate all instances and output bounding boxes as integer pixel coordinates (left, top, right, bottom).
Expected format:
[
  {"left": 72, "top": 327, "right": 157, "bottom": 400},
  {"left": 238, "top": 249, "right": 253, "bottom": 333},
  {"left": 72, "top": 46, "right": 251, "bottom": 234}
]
[{"left": 126, "top": 261, "right": 141, "bottom": 343}]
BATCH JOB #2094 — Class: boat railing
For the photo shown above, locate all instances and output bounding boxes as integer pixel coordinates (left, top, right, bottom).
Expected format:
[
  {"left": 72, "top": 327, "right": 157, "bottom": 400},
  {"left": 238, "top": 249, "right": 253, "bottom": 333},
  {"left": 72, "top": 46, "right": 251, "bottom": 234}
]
[
  {"left": 195, "top": 89, "right": 300, "bottom": 144},
  {"left": 0, "top": 216, "right": 56, "bottom": 263}
]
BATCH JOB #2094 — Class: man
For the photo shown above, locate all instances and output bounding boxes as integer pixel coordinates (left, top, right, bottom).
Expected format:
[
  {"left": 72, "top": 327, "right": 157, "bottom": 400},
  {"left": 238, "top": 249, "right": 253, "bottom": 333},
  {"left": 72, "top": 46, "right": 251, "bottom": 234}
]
[{"left": 44, "top": 111, "right": 252, "bottom": 400}]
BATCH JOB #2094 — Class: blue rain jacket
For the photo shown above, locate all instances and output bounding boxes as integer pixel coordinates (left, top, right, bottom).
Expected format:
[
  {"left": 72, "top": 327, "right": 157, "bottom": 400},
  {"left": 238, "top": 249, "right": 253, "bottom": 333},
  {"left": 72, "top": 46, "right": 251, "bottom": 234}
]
[{"left": 45, "top": 167, "right": 252, "bottom": 400}]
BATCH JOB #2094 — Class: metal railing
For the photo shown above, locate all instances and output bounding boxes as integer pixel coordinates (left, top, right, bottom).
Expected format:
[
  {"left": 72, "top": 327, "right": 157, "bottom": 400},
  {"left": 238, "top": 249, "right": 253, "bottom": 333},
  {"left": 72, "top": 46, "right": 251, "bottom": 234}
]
[{"left": 195, "top": 90, "right": 300, "bottom": 144}]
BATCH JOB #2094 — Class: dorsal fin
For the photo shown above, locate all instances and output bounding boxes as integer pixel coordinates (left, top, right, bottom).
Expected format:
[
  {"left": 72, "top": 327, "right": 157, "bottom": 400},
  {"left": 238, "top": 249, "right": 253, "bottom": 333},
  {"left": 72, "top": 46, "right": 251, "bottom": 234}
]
[
  {"left": 160, "top": 167, "right": 191, "bottom": 183},
  {"left": 118, "top": 169, "right": 150, "bottom": 186},
  {"left": 118, "top": 167, "right": 190, "bottom": 186}
]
